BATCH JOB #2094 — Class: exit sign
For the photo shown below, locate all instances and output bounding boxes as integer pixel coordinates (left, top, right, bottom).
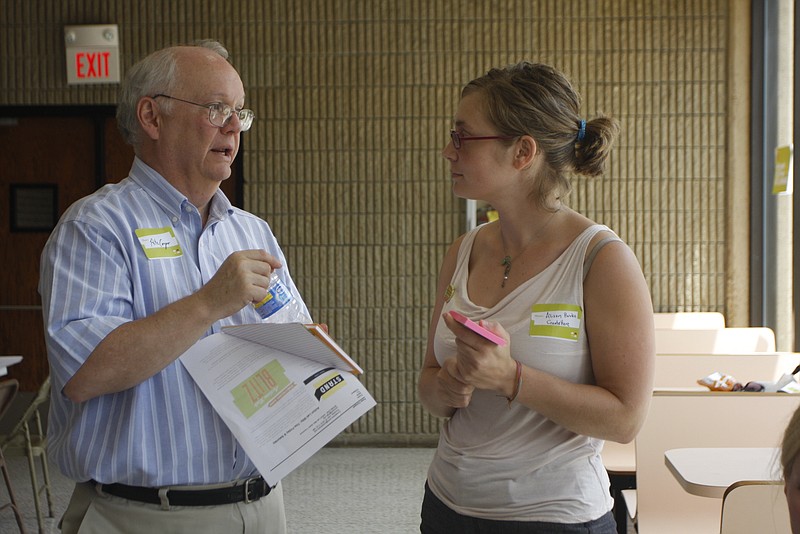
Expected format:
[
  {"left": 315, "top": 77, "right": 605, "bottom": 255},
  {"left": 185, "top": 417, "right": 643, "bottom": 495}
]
[{"left": 64, "top": 25, "right": 120, "bottom": 85}]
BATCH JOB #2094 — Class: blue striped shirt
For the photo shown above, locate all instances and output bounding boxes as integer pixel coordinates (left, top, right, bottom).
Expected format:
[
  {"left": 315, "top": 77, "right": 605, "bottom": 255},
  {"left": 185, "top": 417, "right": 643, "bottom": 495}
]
[{"left": 39, "top": 157, "right": 310, "bottom": 486}]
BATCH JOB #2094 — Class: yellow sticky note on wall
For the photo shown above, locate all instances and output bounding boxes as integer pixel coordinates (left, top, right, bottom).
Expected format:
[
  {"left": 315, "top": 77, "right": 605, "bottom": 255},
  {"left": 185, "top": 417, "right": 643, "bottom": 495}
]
[{"left": 772, "top": 145, "right": 793, "bottom": 195}]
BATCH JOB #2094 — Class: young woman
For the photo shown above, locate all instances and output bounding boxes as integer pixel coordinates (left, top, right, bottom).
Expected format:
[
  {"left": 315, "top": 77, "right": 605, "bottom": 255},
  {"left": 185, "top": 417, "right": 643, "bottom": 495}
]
[{"left": 418, "top": 62, "right": 655, "bottom": 533}]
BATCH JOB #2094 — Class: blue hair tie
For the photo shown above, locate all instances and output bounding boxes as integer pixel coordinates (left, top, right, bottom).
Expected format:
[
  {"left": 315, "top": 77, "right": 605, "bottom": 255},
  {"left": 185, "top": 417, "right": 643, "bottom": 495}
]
[{"left": 576, "top": 119, "right": 586, "bottom": 142}]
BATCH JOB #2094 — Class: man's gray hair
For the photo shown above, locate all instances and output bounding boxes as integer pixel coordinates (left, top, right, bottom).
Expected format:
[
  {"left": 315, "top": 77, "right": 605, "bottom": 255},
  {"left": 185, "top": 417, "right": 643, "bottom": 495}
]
[{"left": 116, "top": 40, "right": 230, "bottom": 147}]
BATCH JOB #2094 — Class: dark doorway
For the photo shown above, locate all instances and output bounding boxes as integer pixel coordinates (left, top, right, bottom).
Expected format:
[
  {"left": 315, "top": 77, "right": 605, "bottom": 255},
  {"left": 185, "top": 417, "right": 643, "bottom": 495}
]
[{"left": 0, "top": 106, "right": 243, "bottom": 391}]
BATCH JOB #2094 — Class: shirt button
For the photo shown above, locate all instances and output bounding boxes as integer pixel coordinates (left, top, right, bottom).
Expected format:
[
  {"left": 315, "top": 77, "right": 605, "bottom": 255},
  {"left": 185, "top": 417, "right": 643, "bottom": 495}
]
[{"left": 171, "top": 216, "right": 179, "bottom": 223}]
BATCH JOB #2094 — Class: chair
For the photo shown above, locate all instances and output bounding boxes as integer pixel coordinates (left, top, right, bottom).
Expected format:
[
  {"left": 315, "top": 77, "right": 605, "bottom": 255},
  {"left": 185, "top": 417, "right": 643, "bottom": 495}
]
[
  {"left": 654, "top": 312, "right": 726, "bottom": 330},
  {"left": 719, "top": 481, "right": 790, "bottom": 533},
  {"left": 0, "top": 376, "right": 53, "bottom": 533},
  {"left": 0, "top": 379, "right": 26, "bottom": 533},
  {"left": 655, "top": 327, "right": 776, "bottom": 354}
]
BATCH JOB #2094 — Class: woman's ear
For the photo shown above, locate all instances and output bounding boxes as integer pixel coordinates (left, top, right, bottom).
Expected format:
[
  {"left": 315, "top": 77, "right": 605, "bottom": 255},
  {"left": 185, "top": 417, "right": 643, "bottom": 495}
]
[
  {"left": 513, "top": 135, "right": 538, "bottom": 170},
  {"left": 137, "top": 97, "right": 161, "bottom": 141}
]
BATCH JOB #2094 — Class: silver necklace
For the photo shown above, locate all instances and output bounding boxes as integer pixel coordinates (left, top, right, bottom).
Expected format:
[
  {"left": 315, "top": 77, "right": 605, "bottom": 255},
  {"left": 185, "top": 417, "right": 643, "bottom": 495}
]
[
  {"left": 500, "top": 208, "right": 561, "bottom": 288},
  {"left": 501, "top": 255, "right": 513, "bottom": 287}
]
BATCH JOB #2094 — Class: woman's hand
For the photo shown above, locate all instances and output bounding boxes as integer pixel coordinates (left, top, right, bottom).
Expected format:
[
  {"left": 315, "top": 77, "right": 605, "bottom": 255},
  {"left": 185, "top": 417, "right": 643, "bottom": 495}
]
[
  {"left": 443, "top": 313, "right": 518, "bottom": 398},
  {"left": 436, "top": 358, "right": 476, "bottom": 409}
]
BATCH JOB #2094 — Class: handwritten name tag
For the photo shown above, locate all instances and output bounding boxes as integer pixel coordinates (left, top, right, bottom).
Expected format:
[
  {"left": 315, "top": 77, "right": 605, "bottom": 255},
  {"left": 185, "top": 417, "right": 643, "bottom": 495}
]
[
  {"left": 529, "top": 304, "right": 582, "bottom": 341},
  {"left": 135, "top": 227, "right": 183, "bottom": 259}
]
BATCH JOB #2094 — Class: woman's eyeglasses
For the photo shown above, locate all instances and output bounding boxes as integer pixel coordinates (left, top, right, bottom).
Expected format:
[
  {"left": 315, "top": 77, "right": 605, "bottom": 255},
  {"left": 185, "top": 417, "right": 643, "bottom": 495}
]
[{"left": 450, "top": 130, "right": 517, "bottom": 149}]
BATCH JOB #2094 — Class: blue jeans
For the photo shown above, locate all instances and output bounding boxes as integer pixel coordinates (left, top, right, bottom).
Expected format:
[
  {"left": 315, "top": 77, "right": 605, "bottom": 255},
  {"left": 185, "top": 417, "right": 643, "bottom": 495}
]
[{"left": 420, "top": 483, "right": 617, "bottom": 534}]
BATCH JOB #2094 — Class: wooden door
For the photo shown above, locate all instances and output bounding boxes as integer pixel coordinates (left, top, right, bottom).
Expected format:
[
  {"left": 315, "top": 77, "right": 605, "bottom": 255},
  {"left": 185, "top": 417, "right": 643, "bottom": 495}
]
[{"left": 0, "top": 114, "right": 101, "bottom": 391}]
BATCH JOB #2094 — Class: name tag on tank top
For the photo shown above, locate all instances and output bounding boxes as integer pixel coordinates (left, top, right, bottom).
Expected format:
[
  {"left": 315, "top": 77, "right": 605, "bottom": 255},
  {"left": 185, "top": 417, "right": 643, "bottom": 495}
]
[{"left": 529, "top": 304, "right": 581, "bottom": 341}]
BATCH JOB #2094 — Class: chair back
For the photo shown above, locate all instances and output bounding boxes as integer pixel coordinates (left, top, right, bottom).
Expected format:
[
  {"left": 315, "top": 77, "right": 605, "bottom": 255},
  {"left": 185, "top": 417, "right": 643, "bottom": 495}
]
[
  {"left": 0, "top": 375, "right": 54, "bottom": 531},
  {"left": 0, "top": 379, "right": 19, "bottom": 420},
  {"left": 655, "top": 327, "right": 776, "bottom": 354},
  {"left": 719, "top": 481, "right": 790, "bottom": 533},
  {"left": 0, "top": 380, "right": 24, "bottom": 534},
  {"left": 634, "top": 390, "right": 798, "bottom": 534},
  {"left": 654, "top": 312, "right": 726, "bottom": 330},
  {"left": 0, "top": 375, "right": 49, "bottom": 448}
]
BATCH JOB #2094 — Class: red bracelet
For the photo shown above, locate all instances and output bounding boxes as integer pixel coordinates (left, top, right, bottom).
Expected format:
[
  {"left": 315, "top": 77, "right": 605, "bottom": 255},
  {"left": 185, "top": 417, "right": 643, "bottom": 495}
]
[{"left": 506, "top": 360, "right": 523, "bottom": 406}]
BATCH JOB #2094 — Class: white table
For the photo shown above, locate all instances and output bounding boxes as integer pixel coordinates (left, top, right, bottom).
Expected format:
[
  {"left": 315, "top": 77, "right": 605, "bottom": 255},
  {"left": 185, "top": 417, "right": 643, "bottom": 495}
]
[
  {"left": 0, "top": 355, "right": 22, "bottom": 377},
  {"left": 665, "top": 447, "right": 782, "bottom": 498}
]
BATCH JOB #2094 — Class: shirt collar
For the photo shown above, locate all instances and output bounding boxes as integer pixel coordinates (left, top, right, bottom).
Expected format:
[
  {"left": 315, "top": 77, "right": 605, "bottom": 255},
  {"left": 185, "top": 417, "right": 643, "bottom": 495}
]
[{"left": 128, "top": 157, "right": 234, "bottom": 223}]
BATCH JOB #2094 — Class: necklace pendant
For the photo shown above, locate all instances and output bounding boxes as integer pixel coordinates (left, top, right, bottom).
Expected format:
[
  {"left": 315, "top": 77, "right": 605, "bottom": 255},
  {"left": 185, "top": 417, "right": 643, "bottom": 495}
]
[{"left": 501, "top": 255, "right": 511, "bottom": 288}]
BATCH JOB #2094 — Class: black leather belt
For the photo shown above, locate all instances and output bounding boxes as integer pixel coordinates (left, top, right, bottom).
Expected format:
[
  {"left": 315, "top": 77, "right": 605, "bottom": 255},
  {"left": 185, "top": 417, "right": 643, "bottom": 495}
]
[{"left": 93, "top": 476, "right": 271, "bottom": 507}]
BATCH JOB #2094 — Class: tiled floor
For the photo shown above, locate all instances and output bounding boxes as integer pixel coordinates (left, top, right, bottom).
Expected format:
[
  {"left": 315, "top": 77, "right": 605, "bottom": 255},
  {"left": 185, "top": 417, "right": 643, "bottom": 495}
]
[{"left": 0, "top": 448, "right": 635, "bottom": 533}]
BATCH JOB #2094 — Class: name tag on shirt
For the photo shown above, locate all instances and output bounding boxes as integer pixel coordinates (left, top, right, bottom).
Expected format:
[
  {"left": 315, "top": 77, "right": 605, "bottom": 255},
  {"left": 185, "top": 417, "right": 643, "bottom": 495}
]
[
  {"left": 135, "top": 227, "right": 183, "bottom": 259},
  {"left": 530, "top": 304, "right": 581, "bottom": 341}
]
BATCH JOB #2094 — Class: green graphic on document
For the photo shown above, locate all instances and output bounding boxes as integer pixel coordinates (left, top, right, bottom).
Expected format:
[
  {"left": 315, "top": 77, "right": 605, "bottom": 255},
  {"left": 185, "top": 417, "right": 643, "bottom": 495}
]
[{"left": 232, "top": 360, "right": 290, "bottom": 418}]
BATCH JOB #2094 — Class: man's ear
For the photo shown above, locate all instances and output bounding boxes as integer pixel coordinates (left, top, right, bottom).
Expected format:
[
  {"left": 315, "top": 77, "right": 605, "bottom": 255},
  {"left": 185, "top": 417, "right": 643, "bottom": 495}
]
[
  {"left": 513, "top": 135, "right": 538, "bottom": 170},
  {"left": 137, "top": 97, "right": 161, "bottom": 141}
]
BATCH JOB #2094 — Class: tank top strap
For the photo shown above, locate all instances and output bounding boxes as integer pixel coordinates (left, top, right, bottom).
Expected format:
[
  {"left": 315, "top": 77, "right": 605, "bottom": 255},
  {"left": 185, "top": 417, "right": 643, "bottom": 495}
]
[{"left": 582, "top": 226, "right": 623, "bottom": 279}]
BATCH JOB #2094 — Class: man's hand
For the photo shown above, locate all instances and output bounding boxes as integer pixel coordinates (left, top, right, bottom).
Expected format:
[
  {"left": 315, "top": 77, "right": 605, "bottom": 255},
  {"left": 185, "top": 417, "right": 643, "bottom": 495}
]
[{"left": 198, "top": 249, "right": 282, "bottom": 320}]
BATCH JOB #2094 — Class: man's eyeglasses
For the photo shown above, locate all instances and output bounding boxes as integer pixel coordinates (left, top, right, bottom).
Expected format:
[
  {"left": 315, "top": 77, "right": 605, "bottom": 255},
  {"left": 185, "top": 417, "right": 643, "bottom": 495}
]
[
  {"left": 153, "top": 94, "right": 254, "bottom": 131},
  {"left": 450, "top": 130, "right": 517, "bottom": 150}
]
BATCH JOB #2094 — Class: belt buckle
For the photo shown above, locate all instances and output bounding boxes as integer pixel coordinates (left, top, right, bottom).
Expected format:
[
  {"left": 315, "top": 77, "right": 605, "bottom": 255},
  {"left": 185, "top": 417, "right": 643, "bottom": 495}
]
[{"left": 244, "top": 477, "right": 260, "bottom": 504}]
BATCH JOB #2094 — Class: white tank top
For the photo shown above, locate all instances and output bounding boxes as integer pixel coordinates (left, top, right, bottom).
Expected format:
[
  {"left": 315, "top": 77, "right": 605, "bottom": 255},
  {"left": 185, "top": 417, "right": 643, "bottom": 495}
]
[{"left": 427, "top": 223, "right": 618, "bottom": 522}]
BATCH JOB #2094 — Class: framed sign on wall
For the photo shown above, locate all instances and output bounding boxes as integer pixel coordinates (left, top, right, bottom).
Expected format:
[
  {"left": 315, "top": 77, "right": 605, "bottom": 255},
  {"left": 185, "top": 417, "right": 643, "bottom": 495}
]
[{"left": 10, "top": 184, "right": 58, "bottom": 232}]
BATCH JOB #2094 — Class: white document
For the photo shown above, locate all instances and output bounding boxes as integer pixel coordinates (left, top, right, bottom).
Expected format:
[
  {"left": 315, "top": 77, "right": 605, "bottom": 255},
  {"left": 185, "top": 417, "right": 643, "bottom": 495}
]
[{"left": 180, "top": 323, "right": 376, "bottom": 486}]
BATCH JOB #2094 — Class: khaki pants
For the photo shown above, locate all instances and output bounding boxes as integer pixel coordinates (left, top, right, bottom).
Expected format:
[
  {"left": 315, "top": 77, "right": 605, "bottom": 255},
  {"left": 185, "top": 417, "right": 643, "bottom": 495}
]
[{"left": 60, "top": 481, "right": 286, "bottom": 534}]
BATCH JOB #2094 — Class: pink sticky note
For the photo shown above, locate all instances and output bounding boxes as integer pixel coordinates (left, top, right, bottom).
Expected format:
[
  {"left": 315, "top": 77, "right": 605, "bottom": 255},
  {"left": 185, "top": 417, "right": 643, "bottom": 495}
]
[{"left": 449, "top": 311, "right": 507, "bottom": 346}]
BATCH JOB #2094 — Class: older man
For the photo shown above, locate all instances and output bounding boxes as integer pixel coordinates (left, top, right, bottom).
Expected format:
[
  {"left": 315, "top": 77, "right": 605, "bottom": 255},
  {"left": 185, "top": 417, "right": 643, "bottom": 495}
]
[{"left": 39, "top": 40, "right": 307, "bottom": 533}]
